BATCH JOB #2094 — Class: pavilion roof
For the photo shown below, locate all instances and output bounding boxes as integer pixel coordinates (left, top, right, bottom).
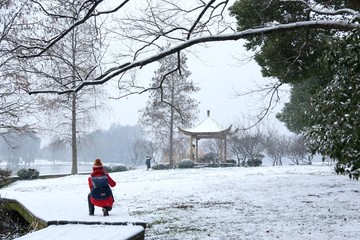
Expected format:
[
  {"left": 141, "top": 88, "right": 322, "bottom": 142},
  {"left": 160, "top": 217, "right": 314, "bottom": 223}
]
[{"left": 178, "top": 111, "right": 232, "bottom": 138}]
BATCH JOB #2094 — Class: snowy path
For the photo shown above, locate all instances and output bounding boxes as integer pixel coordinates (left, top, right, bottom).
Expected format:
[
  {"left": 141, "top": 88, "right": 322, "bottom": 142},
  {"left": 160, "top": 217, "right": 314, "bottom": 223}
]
[{"left": 1, "top": 165, "right": 360, "bottom": 239}]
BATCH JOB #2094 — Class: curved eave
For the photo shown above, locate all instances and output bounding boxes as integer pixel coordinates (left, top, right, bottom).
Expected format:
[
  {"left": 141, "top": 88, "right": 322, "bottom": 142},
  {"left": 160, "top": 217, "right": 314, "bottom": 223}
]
[{"left": 178, "top": 126, "right": 232, "bottom": 138}]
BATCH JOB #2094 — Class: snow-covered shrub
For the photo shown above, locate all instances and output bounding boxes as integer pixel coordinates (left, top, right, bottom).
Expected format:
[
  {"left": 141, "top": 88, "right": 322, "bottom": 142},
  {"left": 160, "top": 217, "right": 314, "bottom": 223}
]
[
  {"left": 226, "top": 159, "right": 237, "bottom": 165},
  {"left": 16, "top": 168, "right": 39, "bottom": 180},
  {"left": 247, "top": 159, "right": 262, "bottom": 167},
  {"left": 103, "top": 166, "right": 112, "bottom": 173},
  {"left": 178, "top": 159, "right": 195, "bottom": 169},
  {"left": 152, "top": 163, "right": 170, "bottom": 170},
  {"left": 0, "top": 169, "right": 11, "bottom": 180},
  {"left": 110, "top": 165, "right": 128, "bottom": 172},
  {"left": 103, "top": 165, "right": 128, "bottom": 173}
]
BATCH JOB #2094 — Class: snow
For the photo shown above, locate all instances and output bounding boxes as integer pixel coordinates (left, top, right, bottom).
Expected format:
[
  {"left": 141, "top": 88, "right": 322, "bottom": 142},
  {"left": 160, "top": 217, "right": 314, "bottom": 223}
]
[
  {"left": 15, "top": 225, "right": 144, "bottom": 240},
  {"left": 1, "top": 164, "right": 360, "bottom": 240},
  {"left": 179, "top": 116, "right": 229, "bottom": 133}
]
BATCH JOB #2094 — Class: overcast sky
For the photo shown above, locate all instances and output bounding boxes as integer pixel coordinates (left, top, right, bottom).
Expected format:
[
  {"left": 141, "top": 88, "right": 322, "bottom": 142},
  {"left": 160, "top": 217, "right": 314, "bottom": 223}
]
[
  {"left": 89, "top": 0, "right": 293, "bottom": 135},
  {"left": 97, "top": 40, "right": 291, "bottom": 135}
]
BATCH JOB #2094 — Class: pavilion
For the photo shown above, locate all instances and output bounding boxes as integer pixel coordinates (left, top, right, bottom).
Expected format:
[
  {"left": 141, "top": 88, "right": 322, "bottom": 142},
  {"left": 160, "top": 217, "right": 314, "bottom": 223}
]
[{"left": 178, "top": 110, "right": 233, "bottom": 163}]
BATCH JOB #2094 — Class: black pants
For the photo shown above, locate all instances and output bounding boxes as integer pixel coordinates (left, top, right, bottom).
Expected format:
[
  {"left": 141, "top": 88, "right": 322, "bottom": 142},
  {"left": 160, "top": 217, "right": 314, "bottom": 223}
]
[{"left": 88, "top": 193, "right": 112, "bottom": 214}]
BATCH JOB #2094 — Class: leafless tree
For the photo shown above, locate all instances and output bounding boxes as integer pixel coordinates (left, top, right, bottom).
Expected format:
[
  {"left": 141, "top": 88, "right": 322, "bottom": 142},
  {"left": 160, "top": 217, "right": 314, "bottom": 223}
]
[
  {"left": 14, "top": 0, "right": 108, "bottom": 174},
  {"left": 202, "top": 139, "right": 221, "bottom": 163},
  {"left": 228, "top": 128, "right": 263, "bottom": 166},
  {"left": 128, "top": 138, "right": 148, "bottom": 169},
  {"left": 172, "top": 136, "right": 192, "bottom": 165},
  {"left": 2, "top": 0, "right": 354, "bottom": 96},
  {"left": 147, "top": 141, "right": 162, "bottom": 165},
  {"left": 263, "top": 128, "right": 289, "bottom": 166},
  {"left": 0, "top": 1, "right": 39, "bottom": 141},
  {"left": 286, "top": 135, "right": 312, "bottom": 165}
]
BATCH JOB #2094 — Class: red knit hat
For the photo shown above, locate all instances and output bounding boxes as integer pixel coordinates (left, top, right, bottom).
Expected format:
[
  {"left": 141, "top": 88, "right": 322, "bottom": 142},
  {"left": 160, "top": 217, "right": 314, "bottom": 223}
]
[{"left": 93, "top": 158, "right": 103, "bottom": 168}]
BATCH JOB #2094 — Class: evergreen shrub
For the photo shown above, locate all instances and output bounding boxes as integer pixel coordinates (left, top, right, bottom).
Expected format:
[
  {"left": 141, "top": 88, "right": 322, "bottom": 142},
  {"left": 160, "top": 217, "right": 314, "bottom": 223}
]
[
  {"left": 152, "top": 163, "right": 170, "bottom": 170},
  {"left": 111, "top": 165, "right": 128, "bottom": 172},
  {"left": 226, "top": 159, "right": 237, "bottom": 165},
  {"left": 103, "top": 165, "right": 128, "bottom": 173},
  {"left": 103, "top": 166, "right": 112, "bottom": 173},
  {"left": 247, "top": 159, "right": 262, "bottom": 167},
  {"left": 178, "top": 159, "right": 195, "bottom": 169},
  {"left": 0, "top": 169, "right": 11, "bottom": 180},
  {"left": 16, "top": 168, "right": 39, "bottom": 180}
]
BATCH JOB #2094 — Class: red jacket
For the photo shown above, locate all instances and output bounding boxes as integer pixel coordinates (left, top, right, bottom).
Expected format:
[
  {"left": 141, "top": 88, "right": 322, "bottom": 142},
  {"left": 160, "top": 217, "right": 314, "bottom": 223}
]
[{"left": 88, "top": 167, "right": 116, "bottom": 208}]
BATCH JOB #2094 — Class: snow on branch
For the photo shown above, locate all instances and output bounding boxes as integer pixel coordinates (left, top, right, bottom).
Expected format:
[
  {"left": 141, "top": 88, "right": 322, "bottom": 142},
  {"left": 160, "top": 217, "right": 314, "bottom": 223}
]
[
  {"left": 281, "top": 0, "right": 360, "bottom": 21},
  {"left": 16, "top": 0, "right": 130, "bottom": 58},
  {"left": 28, "top": 19, "right": 359, "bottom": 95}
]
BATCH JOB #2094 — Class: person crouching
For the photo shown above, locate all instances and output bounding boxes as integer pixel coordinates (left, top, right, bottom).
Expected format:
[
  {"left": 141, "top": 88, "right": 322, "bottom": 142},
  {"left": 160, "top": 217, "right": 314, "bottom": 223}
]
[{"left": 88, "top": 158, "right": 116, "bottom": 216}]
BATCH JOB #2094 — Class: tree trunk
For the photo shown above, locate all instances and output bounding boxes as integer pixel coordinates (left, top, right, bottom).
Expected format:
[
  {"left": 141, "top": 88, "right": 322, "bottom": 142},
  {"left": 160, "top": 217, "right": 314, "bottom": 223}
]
[
  {"left": 169, "top": 85, "right": 175, "bottom": 168},
  {"left": 71, "top": 92, "right": 78, "bottom": 175},
  {"left": 71, "top": 29, "right": 78, "bottom": 175}
]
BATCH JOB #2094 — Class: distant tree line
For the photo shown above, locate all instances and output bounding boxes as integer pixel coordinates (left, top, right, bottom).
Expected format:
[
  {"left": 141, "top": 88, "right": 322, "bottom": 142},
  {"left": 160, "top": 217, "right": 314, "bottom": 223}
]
[
  {"left": 0, "top": 132, "right": 41, "bottom": 168},
  {"left": 40, "top": 124, "right": 149, "bottom": 166},
  {"left": 0, "top": 124, "right": 150, "bottom": 170}
]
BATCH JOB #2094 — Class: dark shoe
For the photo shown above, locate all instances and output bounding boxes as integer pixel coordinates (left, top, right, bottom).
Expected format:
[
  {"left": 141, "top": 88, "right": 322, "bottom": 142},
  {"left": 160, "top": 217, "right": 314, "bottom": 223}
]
[
  {"left": 102, "top": 208, "right": 109, "bottom": 216},
  {"left": 89, "top": 212, "right": 94, "bottom": 216}
]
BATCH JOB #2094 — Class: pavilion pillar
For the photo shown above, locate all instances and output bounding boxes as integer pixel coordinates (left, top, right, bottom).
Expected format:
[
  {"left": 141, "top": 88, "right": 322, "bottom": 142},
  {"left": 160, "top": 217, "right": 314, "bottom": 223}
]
[
  {"left": 195, "top": 138, "right": 199, "bottom": 162},
  {"left": 219, "top": 138, "right": 223, "bottom": 163},
  {"left": 190, "top": 136, "right": 193, "bottom": 160},
  {"left": 224, "top": 137, "right": 227, "bottom": 162}
]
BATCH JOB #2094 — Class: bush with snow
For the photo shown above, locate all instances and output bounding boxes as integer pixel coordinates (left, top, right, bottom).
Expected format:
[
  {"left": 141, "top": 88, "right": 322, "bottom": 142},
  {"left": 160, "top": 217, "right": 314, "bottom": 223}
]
[
  {"left": 247, "top": 158, "right": 262, "bottom": 167},
  {"left": 226, "top": 159, "right": 237, "bottom": 165},
  {"left": 177, "top": 159, "right": 195, "bottom": 169},
  {"left": 16, "top": 168, "right": 39, "bottom": 180},
  {"left": 0, "top": 169, "right": 11, "bottom": 180},
  {"left": 103, "top": 165, "right": 128, "bottom": 173},
  {"left": 152, "top": 163, "right": 170, "bottom": 170}
]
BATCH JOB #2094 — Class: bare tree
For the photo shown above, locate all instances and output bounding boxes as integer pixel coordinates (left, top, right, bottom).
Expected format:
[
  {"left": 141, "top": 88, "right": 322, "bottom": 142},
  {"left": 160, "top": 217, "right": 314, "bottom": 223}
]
[
  {"left": 172, "top": 136, "right": 191, "bottom": 165},
  {"left": 128, "top": 138, "right": 148, "bottom": 169},
  {"left": 0, "top": 1, "right": 39, "bottom": 140},
  {"left": 202, "top": 139, "right": 221, "bottom": 163},
  {"left": 228, "top": 129, "right": 263, "bottom": 166},
  {"left": 287, "top": 135, "right": 311, "bottom": 165},
  {"left": 263, "top": 128, "right": 289, "bottom": 166},
  {"left": 146, "top": 141, "right": 162, "bottom": 166},
  {"left": 17, "top": 0, "right": 107, "bottom": 174},
  {"left": 0, "top": 0, "right": 354, "bottom": 96}
]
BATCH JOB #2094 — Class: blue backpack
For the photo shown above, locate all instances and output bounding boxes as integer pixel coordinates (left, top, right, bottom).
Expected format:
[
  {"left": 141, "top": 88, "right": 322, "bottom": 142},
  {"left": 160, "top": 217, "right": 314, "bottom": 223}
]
[{"left": 91, "top": 174, "right": 112, "bottom": 200}]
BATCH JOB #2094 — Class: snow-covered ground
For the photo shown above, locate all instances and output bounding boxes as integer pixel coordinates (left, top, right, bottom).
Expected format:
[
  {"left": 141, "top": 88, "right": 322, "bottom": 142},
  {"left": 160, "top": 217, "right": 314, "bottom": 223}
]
[{"left": 1, "top": 164, "right": 360, "bottom": 240}]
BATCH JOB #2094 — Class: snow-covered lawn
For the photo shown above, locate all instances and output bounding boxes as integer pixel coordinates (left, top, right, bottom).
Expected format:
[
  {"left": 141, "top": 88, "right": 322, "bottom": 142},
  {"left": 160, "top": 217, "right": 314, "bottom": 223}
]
[{"left": 2, "top": 165, "right": 360, "bottom": 240}]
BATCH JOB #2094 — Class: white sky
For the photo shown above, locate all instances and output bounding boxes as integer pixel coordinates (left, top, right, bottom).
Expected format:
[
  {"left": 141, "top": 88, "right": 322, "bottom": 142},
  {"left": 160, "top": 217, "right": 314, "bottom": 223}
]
[
  {"left": 91, "top": 0, "right": 292, "bottom": 135},
  {"left": 97, "top": 40, "right": 291, "bottom": 134}
]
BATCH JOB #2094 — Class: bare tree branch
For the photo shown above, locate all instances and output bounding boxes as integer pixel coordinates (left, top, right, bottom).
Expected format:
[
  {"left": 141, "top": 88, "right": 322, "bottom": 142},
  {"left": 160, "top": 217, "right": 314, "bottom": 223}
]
[
  {"left": 28, "top": 19, "right": 359, "bottom": 95},
  {"left": 15, "top": 0, "right": 130, "bottom": 58}
]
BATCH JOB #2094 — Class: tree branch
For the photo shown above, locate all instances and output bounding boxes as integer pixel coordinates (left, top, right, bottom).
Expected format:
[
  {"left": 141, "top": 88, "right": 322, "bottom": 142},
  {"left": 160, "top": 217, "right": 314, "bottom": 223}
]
[
  {"left": 28, "top": 20, "right": 359, "bottom": 95},
  {"left": 15, "top": 0, "right": 124, "bottom": 58}
]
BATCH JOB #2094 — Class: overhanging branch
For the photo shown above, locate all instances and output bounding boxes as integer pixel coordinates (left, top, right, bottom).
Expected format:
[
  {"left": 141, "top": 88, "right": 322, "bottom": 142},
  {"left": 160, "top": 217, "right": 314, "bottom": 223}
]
[{"left": 29, "top": 20, "right": 359, "bottom": 95}]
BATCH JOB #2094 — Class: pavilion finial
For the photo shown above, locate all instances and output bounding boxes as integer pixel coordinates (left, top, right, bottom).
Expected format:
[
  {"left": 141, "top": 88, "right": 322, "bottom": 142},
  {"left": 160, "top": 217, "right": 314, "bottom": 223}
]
[{"left": 207, "top": 110, "right": 210, "bottom": 117}]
